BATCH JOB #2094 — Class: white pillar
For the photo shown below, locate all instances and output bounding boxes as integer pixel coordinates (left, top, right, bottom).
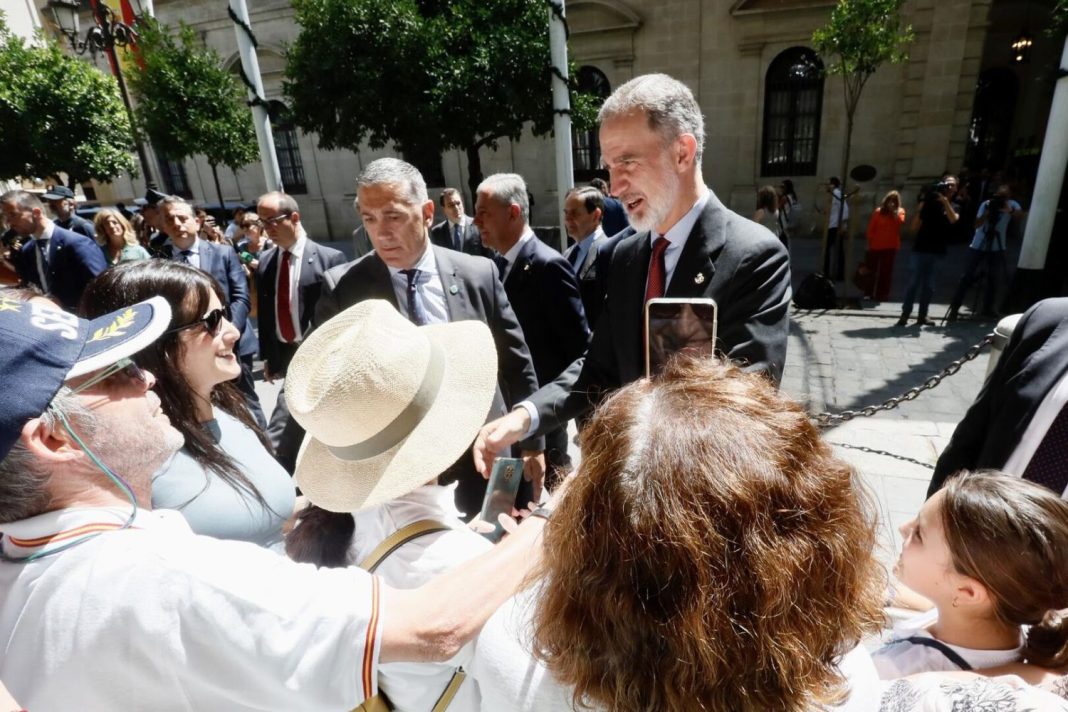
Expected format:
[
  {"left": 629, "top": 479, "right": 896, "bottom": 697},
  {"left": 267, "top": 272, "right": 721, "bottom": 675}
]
[
  {"left": 549, "top": 1, "right": 573, "bottom": 251},
  {"left": 229, "top": 0, "right": 283, "bottom": 193},
  {"left": 1018, "top": 36, "right": 1068, "bottom": 271}
]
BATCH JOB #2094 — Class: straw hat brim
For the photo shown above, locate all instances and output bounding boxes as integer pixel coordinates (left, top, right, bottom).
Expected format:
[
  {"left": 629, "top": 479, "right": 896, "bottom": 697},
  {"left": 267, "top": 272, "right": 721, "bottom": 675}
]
[{"left": 293, "top": 318, "right": 498, "bottom": 513}]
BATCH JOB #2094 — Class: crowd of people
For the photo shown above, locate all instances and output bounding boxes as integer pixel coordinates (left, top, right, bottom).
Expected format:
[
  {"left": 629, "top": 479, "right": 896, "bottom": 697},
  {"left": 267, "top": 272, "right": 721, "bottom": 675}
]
[{"left": 0, "top": 72, "right": 1066, "bottom": 711}]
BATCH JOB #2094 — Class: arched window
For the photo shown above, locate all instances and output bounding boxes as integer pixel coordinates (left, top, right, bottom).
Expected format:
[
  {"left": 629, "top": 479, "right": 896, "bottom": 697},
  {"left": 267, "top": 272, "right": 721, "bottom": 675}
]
[
  {"left": 761, "top": 48, "right": 824, "bottom": 176},
  {"left": 966, "top": 68, "right": 1018, "bottom": 171},
  {"left": 572, "top": 66, "right": 611, "bottom": 181},
  {"left": 269, "top": 101, "right": 307, "bottom": 194}
]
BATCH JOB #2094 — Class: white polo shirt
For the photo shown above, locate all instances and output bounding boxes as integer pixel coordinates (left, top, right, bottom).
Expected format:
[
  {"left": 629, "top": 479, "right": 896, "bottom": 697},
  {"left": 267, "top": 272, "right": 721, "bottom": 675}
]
[{"left": 0, "top": 506, "right": 382, "bottom": 711}]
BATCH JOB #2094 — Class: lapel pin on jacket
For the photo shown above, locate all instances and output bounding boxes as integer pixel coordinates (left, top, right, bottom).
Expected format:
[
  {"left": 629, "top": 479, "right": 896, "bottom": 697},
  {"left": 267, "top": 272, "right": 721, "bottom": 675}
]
[
  {"left": 694, "top": 272, "right": 705, "bottom": 285},
  {"left": 449, "top": 284, "right": 459, "bottom": 295}
]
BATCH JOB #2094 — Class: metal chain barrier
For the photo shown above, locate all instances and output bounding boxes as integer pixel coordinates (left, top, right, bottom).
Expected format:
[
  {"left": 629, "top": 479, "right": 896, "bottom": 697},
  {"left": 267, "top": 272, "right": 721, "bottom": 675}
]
[{"left": 812, "top": 332, "right": 995, "bottom": 428}]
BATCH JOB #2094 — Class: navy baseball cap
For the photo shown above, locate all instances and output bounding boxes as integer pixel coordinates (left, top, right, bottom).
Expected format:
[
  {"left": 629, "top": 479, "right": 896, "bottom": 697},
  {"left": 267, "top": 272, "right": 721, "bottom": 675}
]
[
  {"left": 0, "top": 293, "right": 172, "bottom": 460},
  {"left": 42, "top": 186, "right": 76, "bottom": 201}
]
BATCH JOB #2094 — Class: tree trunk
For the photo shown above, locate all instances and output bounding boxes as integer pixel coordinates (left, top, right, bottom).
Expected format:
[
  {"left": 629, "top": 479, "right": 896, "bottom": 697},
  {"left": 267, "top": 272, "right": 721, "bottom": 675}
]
[
  {"left": 838, "top": 111, "right": 855, "bottom": 300},
  {"left": 465, "top": 143, "right": 484, "bottom": 203},
  {"left": 210, "top": 162, "right": 225, "bottom": 209}
]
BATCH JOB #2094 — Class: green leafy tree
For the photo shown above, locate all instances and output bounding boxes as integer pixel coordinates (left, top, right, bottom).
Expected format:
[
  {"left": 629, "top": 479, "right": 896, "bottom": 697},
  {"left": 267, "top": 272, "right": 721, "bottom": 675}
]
[
  {"left": 284, "top": 0, "right": 599, "bottom": 198},
  {"left": 0, "top": 16, "right": 136, "bottom": 185},
  {"left": 128, "top": 18, "right": 257, "bottom": 205},
  {"left": 813, "top": 0, "right": 913, "bottom": 285}
]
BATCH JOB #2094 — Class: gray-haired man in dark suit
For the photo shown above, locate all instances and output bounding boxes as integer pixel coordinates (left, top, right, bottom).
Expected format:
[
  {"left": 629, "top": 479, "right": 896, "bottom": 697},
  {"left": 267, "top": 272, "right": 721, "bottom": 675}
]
[{"left": 473, "top": 73, "right": 792, "bottom": 476}]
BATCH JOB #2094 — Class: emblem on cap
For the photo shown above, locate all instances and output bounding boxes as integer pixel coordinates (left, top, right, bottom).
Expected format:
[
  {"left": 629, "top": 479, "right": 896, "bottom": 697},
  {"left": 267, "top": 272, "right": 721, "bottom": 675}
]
[
  {"left": 0, "top": 297, "right": 21, "bottom": 313},
  {"left": 694, "top": 272, "right": 706, "bottom": 285},
  {"left": 89, "top": 308, "right": 135, "bottom": 342}
]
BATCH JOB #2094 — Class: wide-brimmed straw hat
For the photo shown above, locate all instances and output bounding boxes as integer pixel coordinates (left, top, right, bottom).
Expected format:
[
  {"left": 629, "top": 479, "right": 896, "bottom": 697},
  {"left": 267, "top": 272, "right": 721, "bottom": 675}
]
[{"left": 286, "top": 300, "right": 498, "bottom": 512}]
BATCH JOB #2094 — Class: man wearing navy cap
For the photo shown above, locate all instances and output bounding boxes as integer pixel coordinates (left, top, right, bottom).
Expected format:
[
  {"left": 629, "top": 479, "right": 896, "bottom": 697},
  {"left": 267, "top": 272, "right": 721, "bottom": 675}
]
[
  {"left": 40, "top": 183, "right": 95, "bottom": 239},
  {"left": 1, "top": 190, "right": 106, "bottom": 310},
  {"left": 0, "top": 288, "right": 549, "bottom": 711},
  {"left": 41, "top": 185, "right": 95, "bottom": 239}
]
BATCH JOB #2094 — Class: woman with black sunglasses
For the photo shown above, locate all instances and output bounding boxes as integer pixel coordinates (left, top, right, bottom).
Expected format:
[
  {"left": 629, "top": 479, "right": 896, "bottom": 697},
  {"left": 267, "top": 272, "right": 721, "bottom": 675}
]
[{"left": 79, "top": 261, "right": 295, "bottom": 547}]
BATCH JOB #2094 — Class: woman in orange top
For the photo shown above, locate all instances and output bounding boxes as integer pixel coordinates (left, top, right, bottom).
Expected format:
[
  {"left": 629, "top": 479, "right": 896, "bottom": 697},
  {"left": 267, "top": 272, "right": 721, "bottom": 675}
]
[{"left": 866, "top": 191, "right": 906, "bottom": 301}]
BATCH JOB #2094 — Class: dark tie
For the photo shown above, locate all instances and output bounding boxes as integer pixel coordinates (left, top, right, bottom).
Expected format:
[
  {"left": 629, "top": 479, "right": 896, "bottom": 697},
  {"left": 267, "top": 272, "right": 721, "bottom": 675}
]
[
  {"left": 492, "top": 254, "right": 509, "bottom": 281},
  {"left": 400, "top": 268, "right": 429, "bottom": 326},
  {"left": 568, "top": 245, "right": 583, "bottom": 271},
  {"left": 453, "top": 223, "right": 463, "bottom": 251},
  {"left": 178, "top": 249, "right": 193, "bottom": 264},
  {"left": 1023, "top": 404, "right": 1068, "bottom": 495},
  {"left": 645, "top": 236, "right": 669, "bottom": 303},
  {"left": 277, "top": 250, "right": 297, "bottom": 342},
  {"left": 37, "top": 238, "right": 50, "bottom": 271}
]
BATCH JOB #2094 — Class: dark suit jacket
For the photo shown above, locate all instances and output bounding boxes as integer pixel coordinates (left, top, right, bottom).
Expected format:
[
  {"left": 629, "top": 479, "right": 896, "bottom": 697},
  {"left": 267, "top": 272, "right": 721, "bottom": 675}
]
[
  {"left": 256, "top": 237, "right": 347, "bottom": 374},
  {"left": 18, "top": 224, "right": 107, "bottom": 311},
  {"left": 601, "top": 196, "right": 629, "bottom": 237},
  {"left": 55, "top": 215, "right": 96, "bottom": 240},
  {"left": 929, "top": 298, "right": 1068, "bottom": 496},
  {"left": 529, "top": 190, "right": 792, "bottom": 436},
  {"left": 316, "top": 246, "right": 542, "bottom": 452},
  {"left": 563, "top": 229, "right": 610, "bottom": 328},
  {"left": 504, "top": 236, "right": 589, "bottom": 388},
  {"left": 429, "top": 219, "right": 490, "bottom": 257},
  {"left": 163, "top": 240, "right": 258, "bottom": 358}
]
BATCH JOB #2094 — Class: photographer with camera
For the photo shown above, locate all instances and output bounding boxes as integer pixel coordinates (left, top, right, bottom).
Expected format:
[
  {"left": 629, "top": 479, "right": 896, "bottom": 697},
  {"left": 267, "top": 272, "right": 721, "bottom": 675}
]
[
  {"left": 895, "top": 174, "right": 959, "bottom": 327},
  {"left": 946, "top": 184, "right": 1020, "bottom": 321}
]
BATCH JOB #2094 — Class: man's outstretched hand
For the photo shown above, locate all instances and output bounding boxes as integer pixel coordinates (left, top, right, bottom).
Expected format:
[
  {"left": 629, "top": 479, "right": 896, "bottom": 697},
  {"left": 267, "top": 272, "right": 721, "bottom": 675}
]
[{"left": 473, "top": 408, "right": 532, "bottom": 476}]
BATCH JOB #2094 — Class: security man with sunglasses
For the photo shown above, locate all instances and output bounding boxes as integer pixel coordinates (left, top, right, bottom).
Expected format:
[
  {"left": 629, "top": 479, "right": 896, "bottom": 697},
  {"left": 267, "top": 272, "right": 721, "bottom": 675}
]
[{"left": 157, "top": 196, "right": 266, "bottom": 429}]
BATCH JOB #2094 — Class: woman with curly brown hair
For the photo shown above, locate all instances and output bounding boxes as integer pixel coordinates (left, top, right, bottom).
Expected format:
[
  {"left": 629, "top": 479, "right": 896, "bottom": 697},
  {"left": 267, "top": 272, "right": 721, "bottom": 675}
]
[{"left": 469, "top": 355, "right": 886, "bottom": 711}]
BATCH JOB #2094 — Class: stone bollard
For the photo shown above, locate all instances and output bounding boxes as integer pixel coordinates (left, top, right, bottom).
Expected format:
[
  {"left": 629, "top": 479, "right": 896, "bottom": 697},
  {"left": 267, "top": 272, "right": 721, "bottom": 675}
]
[{"left": 986, "top": 313, "right": 1024, "bottom": 378}]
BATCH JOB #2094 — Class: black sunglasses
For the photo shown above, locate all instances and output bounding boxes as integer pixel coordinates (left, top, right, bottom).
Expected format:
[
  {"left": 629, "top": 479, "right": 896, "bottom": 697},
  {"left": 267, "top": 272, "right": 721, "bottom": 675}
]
[{"left": 165, "top": 305, "right": 232, "bottom": 337}]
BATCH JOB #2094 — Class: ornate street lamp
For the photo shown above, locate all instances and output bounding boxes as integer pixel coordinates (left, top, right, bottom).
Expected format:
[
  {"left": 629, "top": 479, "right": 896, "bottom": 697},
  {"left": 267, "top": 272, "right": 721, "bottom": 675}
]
[{"left": 47, "top": 0, "right": 157, "bottom": 189}]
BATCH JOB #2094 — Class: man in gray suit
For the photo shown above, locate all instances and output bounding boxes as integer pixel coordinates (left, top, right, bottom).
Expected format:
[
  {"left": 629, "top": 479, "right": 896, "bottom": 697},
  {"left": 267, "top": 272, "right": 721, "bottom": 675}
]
[
  {"left": 562, "top": 185, "right": 608, "bottom": 327},
  {"left": 473, "top": 73, "right": 792, "bottom": 474},
  {"left": 316, "top": 158, "right": 545, "bottom": 516}
]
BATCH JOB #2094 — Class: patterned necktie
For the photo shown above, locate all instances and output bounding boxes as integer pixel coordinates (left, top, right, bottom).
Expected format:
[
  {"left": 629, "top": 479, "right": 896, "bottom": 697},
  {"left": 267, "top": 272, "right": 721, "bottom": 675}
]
[
  {"left": 401, "top": 268, "right": 429, "bottom": 326},
  {"left": 277, "top": 250, "right": 297, "bottom": 342},
  {"left": 645, "top": 236, "right": 669, "bottom": 303},
  {"left": 178, "top": 249, "right": 193, "bottom": 264},
  {"left": 453, "top": 223, "right": 463, "bottom": 251},
  {"left": 1023, "top": 403, "right": 1068, "bottom": 495}
]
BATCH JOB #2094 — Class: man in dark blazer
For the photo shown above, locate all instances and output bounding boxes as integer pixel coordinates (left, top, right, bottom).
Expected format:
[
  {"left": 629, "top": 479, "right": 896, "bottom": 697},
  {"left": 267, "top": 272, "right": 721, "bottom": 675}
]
[
  {"left": 158, "top": 197, "right": 265, "bottom": 428},
  {"left": 562, "top": 186, "right": 609, "bottom": 327},
  {"left": 473, "top": 73, "right": 791, "bottom": 473},
  {"left": 1, "top": 190, "right": 106, "bottom": 311},
  {"left": 41, "top": 186, "right": 95, "bottom": 239},
  {"left": 475, "top": 173, "right": 589, "bottom": 484},
  {"left": 429, "top": 188, "right": 490, "bottom": 257},
  {"left": 254, "top": 191, "right": 346, "bottom": 473},
  {"left": 929, "top": 298, "right": 1068, "bottom": 498},
  {"left": 316, "top": 157, "right": 544, "bottom": 517}
]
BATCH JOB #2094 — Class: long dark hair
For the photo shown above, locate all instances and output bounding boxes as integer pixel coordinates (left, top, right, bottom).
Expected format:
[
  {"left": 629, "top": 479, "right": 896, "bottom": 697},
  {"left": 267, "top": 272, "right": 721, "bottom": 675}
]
[{"left": 80, "top": 260, "right": 271, "bottom": 507}]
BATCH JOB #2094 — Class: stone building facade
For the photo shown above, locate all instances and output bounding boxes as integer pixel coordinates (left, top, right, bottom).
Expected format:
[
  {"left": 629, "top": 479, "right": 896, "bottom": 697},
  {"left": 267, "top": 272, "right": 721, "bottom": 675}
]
[{"left": 63, "top": 0, "right": 1062, "bottom": 240}]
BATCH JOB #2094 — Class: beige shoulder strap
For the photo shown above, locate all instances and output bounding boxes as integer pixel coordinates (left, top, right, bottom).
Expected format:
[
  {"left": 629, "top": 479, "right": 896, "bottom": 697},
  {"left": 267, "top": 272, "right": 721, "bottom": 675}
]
[
  {"left": 353, "top": 520, "right": 460, "bottom": 712},
  {"left": 358, "top": 519, "right": 450, "bottom": 573}
]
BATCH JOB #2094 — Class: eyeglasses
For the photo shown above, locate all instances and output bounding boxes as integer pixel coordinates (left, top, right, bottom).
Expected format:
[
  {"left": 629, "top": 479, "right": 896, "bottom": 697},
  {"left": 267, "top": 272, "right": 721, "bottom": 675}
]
[
  {"left": 68, "top": 358, "right": 149, "bottom": 396},
  {"left": 260, "top": 213, "right": 292, "bottom": 227},
  {"left": 164, "top": 305, "right": 233, "bottom": 337}
]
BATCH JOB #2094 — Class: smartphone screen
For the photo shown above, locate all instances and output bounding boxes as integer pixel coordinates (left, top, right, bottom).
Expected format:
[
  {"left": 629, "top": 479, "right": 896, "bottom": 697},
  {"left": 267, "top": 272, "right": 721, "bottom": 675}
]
[
  {"left": 645, "top": 298, "right": 718, "bottom": 377},
  {"left": 478, "top": 457, "right": 524, "bottom": 543}
]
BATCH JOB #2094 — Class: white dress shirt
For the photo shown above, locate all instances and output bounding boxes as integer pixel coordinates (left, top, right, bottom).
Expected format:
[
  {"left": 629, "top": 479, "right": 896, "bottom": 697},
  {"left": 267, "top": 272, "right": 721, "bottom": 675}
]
[
  {"left": 498, "top": 229, "right": 536, "bottom": 282},
  {"left": 387, "top": 247, "right": 449, "bottom": 325}
]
